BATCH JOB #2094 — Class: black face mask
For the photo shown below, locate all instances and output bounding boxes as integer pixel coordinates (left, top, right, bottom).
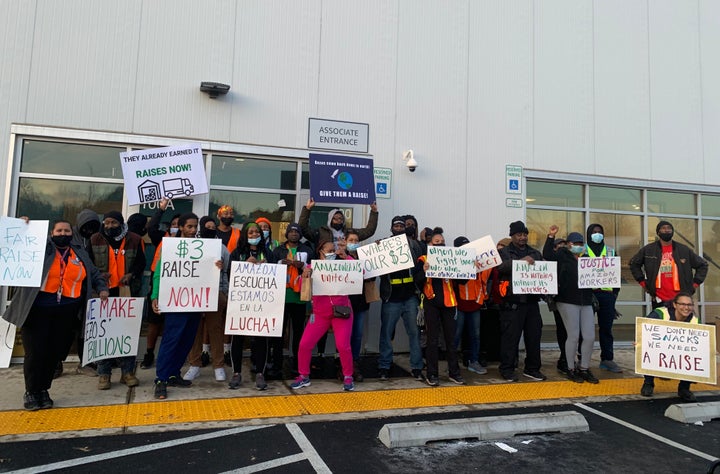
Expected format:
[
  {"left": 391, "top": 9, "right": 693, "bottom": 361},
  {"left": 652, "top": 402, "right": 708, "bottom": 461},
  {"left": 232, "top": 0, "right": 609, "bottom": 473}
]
[
  {"left": 658, "top": 231, "right": 673, "bottom": 242},
  {"left": 220, "top": 217, "right": 234, "bottom": 226},
  {"left": 200, "top": 228, "right": 217, "bottom": 239},
  {"left": 331, "top": 222, "right": 344, "bottom": 231},
  {"left": 405, "top": 225, "right": 416, "bottom": 236},
  {"left": 79, "top": 225, "right": 98, "bottom": 239},
  {"left": 51, "top": 235, "right": 72, "bottom": 248},
  {"left": 105, "top": 227, "right": 122, "bottom": 238}
]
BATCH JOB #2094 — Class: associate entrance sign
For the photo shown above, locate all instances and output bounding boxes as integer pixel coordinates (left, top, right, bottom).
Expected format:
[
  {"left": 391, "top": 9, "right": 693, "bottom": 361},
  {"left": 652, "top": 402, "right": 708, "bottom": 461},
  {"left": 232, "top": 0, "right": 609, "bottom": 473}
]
[
  {"left": 309, "top": 153, "right": 375, "bottom": 205},
  {"left": 119, "top": 143, "right": 209, "bottom": 205}
]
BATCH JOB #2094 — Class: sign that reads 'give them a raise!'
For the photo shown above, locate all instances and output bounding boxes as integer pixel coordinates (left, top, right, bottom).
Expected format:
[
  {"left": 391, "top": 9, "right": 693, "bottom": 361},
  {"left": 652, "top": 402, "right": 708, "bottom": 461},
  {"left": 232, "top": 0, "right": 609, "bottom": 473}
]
[
  {"left": 119, "top": 143, "right": 209, "bottom": 205},
  {"left": 309, "top": 153, "right": 375, "bottom": 205}
]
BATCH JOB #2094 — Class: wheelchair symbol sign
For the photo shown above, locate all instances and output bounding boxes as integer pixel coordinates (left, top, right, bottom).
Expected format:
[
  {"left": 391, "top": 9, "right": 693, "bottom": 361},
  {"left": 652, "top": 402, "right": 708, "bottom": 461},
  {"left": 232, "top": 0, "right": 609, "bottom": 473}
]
[{"left": 376, "top": 183, "right": 387, "bottom": 195}]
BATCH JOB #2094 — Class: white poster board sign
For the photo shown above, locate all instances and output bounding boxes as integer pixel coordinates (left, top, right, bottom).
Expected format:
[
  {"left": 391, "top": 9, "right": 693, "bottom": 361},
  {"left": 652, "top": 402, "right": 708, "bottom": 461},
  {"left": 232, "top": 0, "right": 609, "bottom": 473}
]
[
  {"left": 0, "top": 320, "right": 16, "bottom": 368},
  {"left": 356, "top": 234, "right": 414, "bottom": 279},
  {"left": 577, "top": 256, "right": 621, "bottom": 289},
  {"left": 512, "top": 260, "right": 557, "bottom": 294},
  {"left": 158, "top": 237, "right": 221, "bottom": 312},
  {"left": 119, "top": 143, "right": 209, "bottom": 205},
  {"left": 460, "top": 235, "right": 502, "bottom": 271},
  {"left": 425, "top": 246, "right": 477, "bottom": 279},
  {"left": 82, "top": 297, "right": 144, "bottom": 365},
  {"left": 225, "top": 262, "right": 287, "bottom": 337},
  {"left": 0, "top": 217, "right": 49, "bottom": 287},
  {"left": 635, "top": 317, "right": 717, "bottom": 384},
  {"left": 311, "top": 259, "right": 363, "bottom": 295}
]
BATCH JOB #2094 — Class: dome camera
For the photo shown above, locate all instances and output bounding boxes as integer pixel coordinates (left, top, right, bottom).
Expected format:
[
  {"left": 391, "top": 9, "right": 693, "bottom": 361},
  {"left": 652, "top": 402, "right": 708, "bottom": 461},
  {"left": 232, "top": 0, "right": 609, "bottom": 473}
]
[{"left": 403, "top": 149, "right": 418, "bottom": 172}]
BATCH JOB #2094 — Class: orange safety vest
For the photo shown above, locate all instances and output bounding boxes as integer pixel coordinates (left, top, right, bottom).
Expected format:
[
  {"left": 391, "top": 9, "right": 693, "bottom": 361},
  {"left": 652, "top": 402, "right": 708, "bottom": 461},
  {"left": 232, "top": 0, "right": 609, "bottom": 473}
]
[
  {"left": 40, "top": 248, "right": 87, "bottom": 299},
  {"left": 106, "top": 239, "right": 126, "bottom": 289},
  {"left": 151, "top": 241, "right": 163, "bottom": 272},
  {"left": 224, "top": 228, "right": 241, "bottom": 253},
  {"left": 419, "top": 255, "right": 458, "bottom": 307},
  {"left": 285, "top": 245, "right": 302, "bottom": 293},
  {"left": 457, "top": 269, "right": 491, "bottom": 304}
]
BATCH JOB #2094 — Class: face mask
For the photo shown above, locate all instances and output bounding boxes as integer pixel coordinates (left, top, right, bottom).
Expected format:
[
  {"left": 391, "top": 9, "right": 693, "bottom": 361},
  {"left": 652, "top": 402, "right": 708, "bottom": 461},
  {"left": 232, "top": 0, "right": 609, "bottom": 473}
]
[
  {"left": 248, "top": 237, "right": 261, "bottom": 245},
  {"left": 331, "top": 222, "right": 344, "bottom": 231},
  {"left": 658, "top": 231, "right": 673, "bottom": 242},
  {"left": 169, "top": 227, "right": 179, "bottom": 236},
  {"left": 570, "top": 245, "right": 584, "bottom": 255},
  {"left": 220, "top": 217, "right": 233, "bottom": 226},
  {"left": 590, "top": 233, "right": 603, "bottom": 244},
  {"left": 262, "top": 230, "right": 270, "bottom": 238},
  {"left": 105, "top": 227, "right": 122, "bottom": 238},
  {"left": 324, "top": 253, "right": 336, "bottom": 260},
  {"left": 347, "top": 243, "right": 360, "bottom": 251},
  {"left": 200, "top": 228, "right": 217, "bottom": 239},
  {"left": 51, "top": 235, "right": 72, "bottom": 248},
  {"left": 79, "top": 225, "right": 97, "bottom": 238},
  {"left": 405, "top": 226, "right": 416, "bottom": 236}
]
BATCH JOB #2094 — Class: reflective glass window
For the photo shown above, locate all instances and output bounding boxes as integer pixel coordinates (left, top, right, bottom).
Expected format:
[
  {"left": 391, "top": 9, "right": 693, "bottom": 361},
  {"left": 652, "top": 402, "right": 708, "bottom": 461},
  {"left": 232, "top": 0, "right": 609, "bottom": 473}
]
[
  {"left": 211, "top": 156, "right": 297, "bottom": 190},
  {"left": 526, "top": 209, "right": 584, "bottom": 249},
  {"left": 702, "top": 219, "right": 720, "bottom": 303},
  {"left": 209, "top": 190, "right": 296, "bottom": 242},
  {"left": 647, "top": 190, "right": 695, "bottom": 215},
  {"left": 526, "top": 181, "right": 583, "bottom": 208},
  {"left": 589, "top": 186, "right": 641, "bottom": 212},
  {"left": 701, "top": 195, "right": 720, "bottom": 218},
  {"left": 21, "top": 140, "right": 126, "bottom": 179}
]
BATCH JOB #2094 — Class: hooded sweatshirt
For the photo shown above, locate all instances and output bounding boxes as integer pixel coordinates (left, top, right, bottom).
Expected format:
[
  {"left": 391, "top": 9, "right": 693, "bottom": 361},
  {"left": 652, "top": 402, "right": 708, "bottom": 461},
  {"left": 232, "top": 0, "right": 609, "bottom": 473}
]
[{"left": 72, "top": 209, "right": 101, "bottom": 254}]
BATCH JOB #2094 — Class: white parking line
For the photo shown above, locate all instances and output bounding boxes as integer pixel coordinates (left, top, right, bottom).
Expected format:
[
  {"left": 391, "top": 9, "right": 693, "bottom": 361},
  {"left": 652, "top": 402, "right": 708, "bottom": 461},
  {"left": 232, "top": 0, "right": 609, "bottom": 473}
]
[
  {"left": 4, "top": 425, "right": 268, "bottom": 474},
  {"left": 222, "top": 453, "right": 308, "bottom": 473},
  {"left": 286, "top": 423, "right": 332, "bottom": 473},
  {"left": 574, "top": 402, "right": 719, "bottom": 462}
]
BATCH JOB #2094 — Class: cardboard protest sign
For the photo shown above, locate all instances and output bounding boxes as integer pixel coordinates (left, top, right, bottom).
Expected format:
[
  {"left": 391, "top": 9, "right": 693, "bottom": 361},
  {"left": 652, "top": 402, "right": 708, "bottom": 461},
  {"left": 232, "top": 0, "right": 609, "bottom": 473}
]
[
  {"left": 0, "top": 217, "right": 48, "bottom": 287},
  {"left": 225, "top": 262, "right": 287, "bottom": 337},
  {"left": 635, "top": 317, "right": 717, "bottom": 384},
  {"left": 577, "top": 256, "right": 621, "bottom": 289},
  {"left": 119, "top": 143, "right": 209, "bottom": 205},
  {"left": 512, "top": 260, "right": 557, "bottom": 294},
  {"left": 425, "top": 246, "right": 477, "bottom": 280},
  {"left": 0, "top": 320, "right": 15, "bottom": 368},
  {"left": 82, "top": 297, "right": 144, "bottom": 366},
  {"left": 356, "top": 234, "right": 414, "bottom": 279},
  {"left": 158, "top": 237, "right": 221, "bottom": 312},
  {"left": 309, "top": 153, "right": 375, "bottom": 204},
  {"left": 311, "top": 259, "right": 363, "bottom": 295},
  {"left": 460, "top": 235, "right": 502, "bottom": 271}
]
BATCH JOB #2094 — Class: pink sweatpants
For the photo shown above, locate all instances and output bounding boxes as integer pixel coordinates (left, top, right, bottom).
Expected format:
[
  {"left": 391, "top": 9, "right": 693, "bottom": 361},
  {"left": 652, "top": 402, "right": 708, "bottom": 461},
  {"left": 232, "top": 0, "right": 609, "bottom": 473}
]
[{"left": 297, "top": 308, "right": 354, "bottom": 378}]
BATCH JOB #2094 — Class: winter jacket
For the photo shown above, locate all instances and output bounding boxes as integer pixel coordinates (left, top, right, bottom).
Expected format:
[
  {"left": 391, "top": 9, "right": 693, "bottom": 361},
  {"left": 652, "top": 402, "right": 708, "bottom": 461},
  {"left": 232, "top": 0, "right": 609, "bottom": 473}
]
[
  {"left": 542, "top": 237, "right": 594, "bottom": 306},
  {"left": 497, "top": 242, "right": 544, "bottom": 304},
  {"left": 629, "top": 240, "right": 708, "bottom": 297},
  {"left": 298, "top": 206, "right": 378, "bottom": 247}
]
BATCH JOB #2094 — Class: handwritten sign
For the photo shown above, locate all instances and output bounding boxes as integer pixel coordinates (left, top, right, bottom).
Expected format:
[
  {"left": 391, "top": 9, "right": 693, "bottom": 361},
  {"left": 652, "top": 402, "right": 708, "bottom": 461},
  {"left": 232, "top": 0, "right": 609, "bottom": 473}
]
[
  {"left": 635, "top": 317, "right": 717, "bottom": 384},
  {"left": 577, "top": 256, "right": 621, "bottom": 289},
  {"left": 158, "top": 237, "right": 221, "bottom": 312},
  {"left": 82, "top": 297, "right": 144, "bottom": 366},
  {"left": 356, "top": 234, "right": 414, "bottom": 279},
  {"left": 311, "top": 259, "right": 363, "bottom": 295},
  {"left": 0, "top": 217, "right": 48, "bottom": 287},
  {"left": 0, "top": 319, "right": 15, "bottom": 368},
  {"left": 512, "top": 260, "right": 557, "bottom": 294},
  {"left": 225, "top": 262, "right": 287, "bottom": 337},
  {"left": 119, "top": 143, "right": 209, "bottom": 205},
  {"left": 425, "top": 246, "right": 477, "bottom": 279},
  {"left": 460, "top": 235, "right": 502, "bottom": 271}
]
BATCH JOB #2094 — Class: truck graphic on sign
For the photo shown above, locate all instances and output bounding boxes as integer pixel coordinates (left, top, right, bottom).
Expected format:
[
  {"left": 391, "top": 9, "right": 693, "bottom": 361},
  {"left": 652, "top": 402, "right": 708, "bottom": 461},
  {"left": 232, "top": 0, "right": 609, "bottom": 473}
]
[{"left": 162, "top": 178, "right": 194, "bottom": 198}]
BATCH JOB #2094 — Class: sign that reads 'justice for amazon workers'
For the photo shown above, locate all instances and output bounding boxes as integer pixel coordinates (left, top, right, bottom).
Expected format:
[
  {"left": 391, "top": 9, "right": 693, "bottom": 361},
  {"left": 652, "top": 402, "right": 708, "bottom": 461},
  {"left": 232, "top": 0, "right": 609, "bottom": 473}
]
[
  {"left": 225, "top": 262, "right": 287, "bottom": 337},
  {"left": 512, "top": 260, "right": 557, "bottom": 294},
  {"left": 577, "top": 256, "right": 621, "bottom": 289},
  {"left": 158, "top": 237, "right": 221, "bottom": 312},
  {"left": 82, "top": 297, "right": 144, "bottom": 366},
  {"left": 309, "top": 153, "right": 375, "bottom": 205}
]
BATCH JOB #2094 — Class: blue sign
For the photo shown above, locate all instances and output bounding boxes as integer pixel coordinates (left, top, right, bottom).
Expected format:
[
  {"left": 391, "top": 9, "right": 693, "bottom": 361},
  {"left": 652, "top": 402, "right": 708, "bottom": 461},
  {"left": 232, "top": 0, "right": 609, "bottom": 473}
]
[
  {"left": 509, "top": 179, "right": 519, "bottom": 190},
  {"left": 376, "top": 183, "right": 387, "bottom": 195},
  {"left": 309, "top": 153, "right": 376, "bottom": 204}
]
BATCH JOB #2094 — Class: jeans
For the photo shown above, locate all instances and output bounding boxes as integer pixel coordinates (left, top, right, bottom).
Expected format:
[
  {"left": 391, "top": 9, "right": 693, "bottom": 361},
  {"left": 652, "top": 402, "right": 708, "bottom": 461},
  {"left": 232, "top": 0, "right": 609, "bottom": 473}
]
[
  {"left": 351, "top": 309, "right": 368, "bottom": 361},
  {"left": 155, "top": 312, "right": 202, "bottom": 381},
  {"left": 453, "top": 309, "right": 480, "bottom": 363},
  {"left": 594, "top": 290, "right": 616, "bottom": 361},
  {"left": 378, "top": 297, "right": 423, "bottom": 370}
]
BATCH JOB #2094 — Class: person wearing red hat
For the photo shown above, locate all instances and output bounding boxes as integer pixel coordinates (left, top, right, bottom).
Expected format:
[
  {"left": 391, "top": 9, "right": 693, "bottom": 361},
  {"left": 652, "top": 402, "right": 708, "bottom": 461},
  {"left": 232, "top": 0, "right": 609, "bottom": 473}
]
[{"left": 255, "top": 217, "right": 280, "bottom": 252}]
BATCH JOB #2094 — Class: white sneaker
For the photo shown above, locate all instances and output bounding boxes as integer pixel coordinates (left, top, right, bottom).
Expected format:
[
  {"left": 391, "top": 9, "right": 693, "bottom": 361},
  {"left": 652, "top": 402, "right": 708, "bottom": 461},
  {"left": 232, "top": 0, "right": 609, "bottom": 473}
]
[
  {"left": 214, "top": 367, "right": 226, "bottom": 382},
  {"left": 183, "top": 366, "right": 201, "bottom": 381}
]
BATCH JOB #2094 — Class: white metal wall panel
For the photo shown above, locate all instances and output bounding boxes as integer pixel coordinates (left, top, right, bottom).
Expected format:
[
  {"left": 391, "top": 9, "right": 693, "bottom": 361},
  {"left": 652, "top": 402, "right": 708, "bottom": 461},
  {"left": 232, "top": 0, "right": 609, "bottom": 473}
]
[
  {"left": 25, "top": 0, "right": 141, "bottom": 132},
  {"left": 533, "top": 0, "right": 594, "bottom": 172},
  {"left": 593, "top": 0, "right": 651, "bottom": 179},
  {"left": 229, "top": 0, "right": 322, "bottom": 149},
  {"left": 317, "top": 1, "right": 398, "bottom": 168},
  {"left": 393, "top": 0, "right": 470, "bottom": 239},
  {"left": 648, "top": 1, "right": 703, "bottom": 183},
  {"left": 133, "top": 0, "right": 235, "bottom": 142},
  {"left": 0, "top": 0, "right": 35, "bottom": 204},
  {"left": 466, "top": 0, "right": 532, "bottom": 240},
  {"left": 699, "top": 0, "right": 720, "bottom": 186}
]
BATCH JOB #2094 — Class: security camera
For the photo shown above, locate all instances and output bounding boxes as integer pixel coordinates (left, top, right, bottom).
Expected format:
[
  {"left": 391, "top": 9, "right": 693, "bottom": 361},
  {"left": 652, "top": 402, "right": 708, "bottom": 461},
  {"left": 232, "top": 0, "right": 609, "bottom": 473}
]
[
  {"left": 403, "top": 149, "right": 418, "bottom": 172},
  {"left": 200, "top": 81, "right": 231, "bottom": 98}
]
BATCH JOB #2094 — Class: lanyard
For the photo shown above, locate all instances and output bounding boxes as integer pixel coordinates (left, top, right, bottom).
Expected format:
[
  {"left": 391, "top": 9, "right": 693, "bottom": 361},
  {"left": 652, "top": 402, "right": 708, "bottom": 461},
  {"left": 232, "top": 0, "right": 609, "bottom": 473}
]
[{"left": 56, "top": 247, "right": 71, "bottom": 302}]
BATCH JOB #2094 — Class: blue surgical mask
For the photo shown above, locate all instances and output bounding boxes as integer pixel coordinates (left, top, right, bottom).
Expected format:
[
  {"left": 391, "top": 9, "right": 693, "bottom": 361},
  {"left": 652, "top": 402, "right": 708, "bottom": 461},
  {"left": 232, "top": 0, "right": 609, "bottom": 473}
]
[
  {"left": 570, "top": 245, "right": 585, "bottom": 255},
  {"left": 347, "top": 243, "right": 360, "bottom": 251},
  {"left": 169, "top": 227, "right": 179, "bottom": 236},
  {"left": 248, "top": 237, "right": 261, "bottom": 245},
  {"left": 324, "top": 253, "right": 336, "bottom": 260},
  {"left": 262, "top": 230, "right": 270, "bottom": 239},
  {"left": 591, "top": 233, "right": 603, "bottom": 244}
]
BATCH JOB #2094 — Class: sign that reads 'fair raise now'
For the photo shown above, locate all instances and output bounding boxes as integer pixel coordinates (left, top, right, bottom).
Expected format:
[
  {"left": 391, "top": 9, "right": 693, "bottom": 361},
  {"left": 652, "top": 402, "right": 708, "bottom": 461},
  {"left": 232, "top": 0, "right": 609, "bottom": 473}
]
[
  {"left": 0, "top": 217, "right": 48, "bottom": 287},
  {"left": 225, "top": 262, "right": 287, "bottom": 337},
  {"left": 512, "top": 260, "right": 557, "bottom": 294},
  {"left": 425, "top": 247, "right": 477, "bottom": 280},
  {"left": 158, "top": 237, "right": 221, "bottom": 312}
]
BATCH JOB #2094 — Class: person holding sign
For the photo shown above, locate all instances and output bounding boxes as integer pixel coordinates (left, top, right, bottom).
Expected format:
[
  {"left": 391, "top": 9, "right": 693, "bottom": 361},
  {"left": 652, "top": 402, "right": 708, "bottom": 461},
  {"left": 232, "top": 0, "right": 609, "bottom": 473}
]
[
  {"left": 415, "top": 228, "right": 465, "bottom": 386},
  {"left": 298, "top": 198, "right": 379, "bottom": 249},
  {"left": 544, "top": 228, "right": 599, "bottom": 384},
  {"left": 640, "top": 292, "right": 699, "bottom": 402},
  {"left": 290, "top": 238, "right": 356, "bottom": 392},
  {"left": 3, "top": 219, "right": 109, "bottom": 411}
]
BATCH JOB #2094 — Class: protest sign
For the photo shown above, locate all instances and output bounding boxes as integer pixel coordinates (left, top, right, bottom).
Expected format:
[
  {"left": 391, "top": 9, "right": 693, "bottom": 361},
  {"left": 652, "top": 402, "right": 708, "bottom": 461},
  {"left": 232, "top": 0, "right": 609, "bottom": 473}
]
[
  {"left": 577, "top": 256, "right": 621, "bottom": 289},
  {"left": 158, "top": 237, "right": 221, "bottom": 312},
  {"left": 309, "top": 153, "right": 375, "bottom": 204},
  {"left": 356, "top": 234, "right": 414, "bottom": 279},
  {"left": 635, "top": 317, "right": 717, "bottom": 384},
  {"left": 82, "top": 297, "right": 144, "bottom": 366},
  {"left": 460, "top": 235, "right": 502, "bottom": 271},
  {"left": 0, "top": 320, "right": 15, "bottom": 368},
  {"left": 225, "top": 262, "right": 287, "bottom": 337},
  {"left": 512, "top": 260, "right": 557, "bottom": 294},
  {"left": 425, "top": 246, "right": 477, "bottom": 279},
  {"left": 311, "top": 259, "right": 363, "bottom": 295},
  {"left": 119, "top": 143, "right": 209, "bottom": 205},
  {"left": 0, "top": 217, "right": 48, "bottom": 287}
]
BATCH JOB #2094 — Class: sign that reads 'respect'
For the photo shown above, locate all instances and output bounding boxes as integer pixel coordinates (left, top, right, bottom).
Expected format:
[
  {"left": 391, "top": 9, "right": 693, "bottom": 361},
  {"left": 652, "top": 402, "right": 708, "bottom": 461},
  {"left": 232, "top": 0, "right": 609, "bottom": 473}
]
[
  {"left": 308, "top": 118, "right": 369, "bottom": 154},
  {"left": 309, "top": 153, "right": 375, "bottom": 204}
]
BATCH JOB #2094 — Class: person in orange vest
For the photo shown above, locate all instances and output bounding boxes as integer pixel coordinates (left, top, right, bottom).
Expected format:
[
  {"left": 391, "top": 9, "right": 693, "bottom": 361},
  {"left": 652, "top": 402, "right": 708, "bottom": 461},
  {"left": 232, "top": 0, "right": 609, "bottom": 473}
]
[
  {"left": 452, "top": 236, "right": 491, "bottom": 376},
  {"left": 90, "top": 211, "right": 145, "bottom": 390},
  {"left": 415, "top": 227, "right": 464, "bottom": 387},
  {"left": 3, "top": 219, "right": 109, "bottom": 411},
  {"left": 216, "top": 205, "right": 241, "bottom": 253}
]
